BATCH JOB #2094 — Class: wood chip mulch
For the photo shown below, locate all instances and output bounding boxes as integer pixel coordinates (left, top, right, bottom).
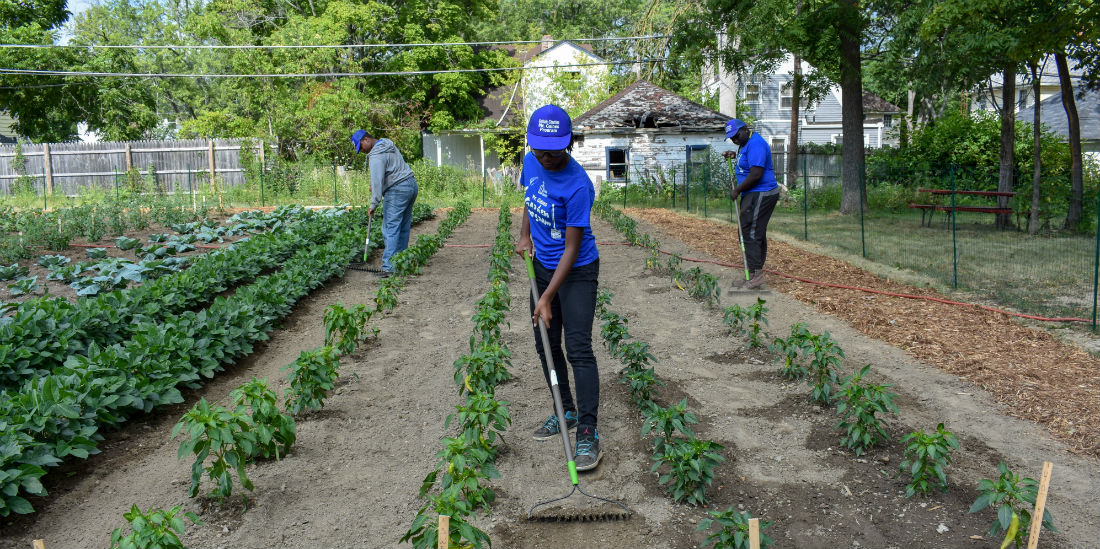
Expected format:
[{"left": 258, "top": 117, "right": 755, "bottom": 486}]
[{"left": 627, "top": 208, "right": 1100, "bottom": 458}]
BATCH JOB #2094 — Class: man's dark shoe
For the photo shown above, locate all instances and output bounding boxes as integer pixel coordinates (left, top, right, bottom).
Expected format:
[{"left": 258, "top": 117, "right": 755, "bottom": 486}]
[
  {"left": 532, "top": 411, "right": 577, "bottom": 441},
  {"left": 574, "top": 426, "right": 602, "bottom": 471},
  {"left": 745, "top": 269, "right": 765, "bottom": 289},
  {"left": 375, "top": 270, "right": 392, "bottom": 279}
]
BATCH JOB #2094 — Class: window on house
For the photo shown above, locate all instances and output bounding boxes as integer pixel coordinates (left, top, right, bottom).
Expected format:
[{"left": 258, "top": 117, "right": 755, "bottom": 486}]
[
  {"left": 607, "top": 148, "right": 629, "bottom": 181},
  {"left": 1017, "top": 89, "right": 1028, "bottom": 109},
  {"left": 780, "top": 87, "right": 809, "bottom": 110},
  {"left": 883, "top": 114, "right": 893, "bottom": 128},
  {"left": 832, "top": 134, "right": 843, "bottom": 145},
  {"left": 771, "top": 137, "right": 787, "bottom": 153},
  {"left": 745, "top": 83, "right": 760, "bottom": 103}
]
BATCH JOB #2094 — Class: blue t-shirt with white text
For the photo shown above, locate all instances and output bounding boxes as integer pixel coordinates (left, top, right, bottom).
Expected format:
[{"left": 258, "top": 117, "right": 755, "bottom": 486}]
[
  {"left": 736, "top": 132, "right": 779, "bottom": 194},
  {"left": 522, "top": 152, "right": 599, "bottom": 270}
]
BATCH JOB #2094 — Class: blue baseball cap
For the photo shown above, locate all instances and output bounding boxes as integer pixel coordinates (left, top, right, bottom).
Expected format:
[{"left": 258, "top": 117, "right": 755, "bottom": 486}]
[
  {"left": 527, "top": 105, "right": 572, "bottom": 150},
  {"left": 351, "top": 129, "right": 368, "bottom": 153},
  {"left": 725, "top": 119, "right": 747, "bottom": 139}
]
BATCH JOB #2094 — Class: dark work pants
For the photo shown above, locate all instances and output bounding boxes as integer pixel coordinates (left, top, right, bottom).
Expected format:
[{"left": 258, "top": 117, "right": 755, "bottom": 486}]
[
  {"left": 740, "top": 189, "right": 779, "bottom": 271},
  {"left": 530, "top": 259, "right": 600, "bottom": 429}
]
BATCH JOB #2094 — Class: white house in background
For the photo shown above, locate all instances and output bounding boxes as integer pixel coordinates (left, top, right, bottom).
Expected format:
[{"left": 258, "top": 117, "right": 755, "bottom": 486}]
[
  {"left": 1017, "top": 88, "right": 1100, "bottom": 162},
  {"left": 0, "top": 111, "right": 17, "bottom": 144},
  {"left": 571, "top": 80, "right": 735, "bottom": 190},
  {"left": 421, "top": 36, "right": 608, "bottom": 180},
  {"left": 701, "top": 54, "right": 901, "bottom": 150}
]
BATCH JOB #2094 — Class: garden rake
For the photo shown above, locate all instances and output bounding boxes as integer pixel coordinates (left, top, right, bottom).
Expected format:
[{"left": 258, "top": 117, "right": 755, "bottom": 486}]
[
  {"left": 347, "top": 209, "right": 382, "bottom": 273},
  {"left": 727, "top": 157, "right": 751, "bottom": 287},
  {"left": 523, "top": 251, "right": 633, "bottom": 523}
]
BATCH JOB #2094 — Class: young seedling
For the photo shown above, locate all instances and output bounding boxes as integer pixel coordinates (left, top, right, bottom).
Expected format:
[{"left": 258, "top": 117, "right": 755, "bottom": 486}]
[
  {"left": 900, "top": 423, "right": 959, "bottom": 497},
  {"left": 835, "top": 364, "right": 898, "bottom": 456},
  {"left": 770, "top": 323, "right": 813, "bottom": 380},
  {"left": 600, "top": 312, "right": 632, "bottom": 359},
  {"left": 172, "top": 398, "right": 256, "bottom": 501},
  {"left": 970, "top": 462, "right": 1056, "bottom": 549},
  {"left": 744, "top": 298, "right": 769, "bottom": 347},
  {"left": 621, "top": 366, "right": 664, "bottom": 406},
  {"left": 806, "top": 332, "right": 844, "bottom": 405},
  {"left": 641, "top": 399, "right": 698, "bottom": 450},
  {"left": 109, "top": 504, "right": 201, "bottom": 549},
  {"left": 651, "top": 436, "right": 725, "bottom": 506},
  {"left": 698, "top": 508, "right": 775, "bottom": 549}
]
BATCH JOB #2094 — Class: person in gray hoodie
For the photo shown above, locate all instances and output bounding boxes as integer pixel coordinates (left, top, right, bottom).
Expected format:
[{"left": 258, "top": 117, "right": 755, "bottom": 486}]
[{"left": 352, "top": 129, "right": 419, "bottom": 277}]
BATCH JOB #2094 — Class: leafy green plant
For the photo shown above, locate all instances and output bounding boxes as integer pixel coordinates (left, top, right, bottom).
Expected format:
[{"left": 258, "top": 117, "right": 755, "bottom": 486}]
[
  {"left": 600, "top": 312, "right": 632, "bottom": 359},
  {"left": 323, "top": 303, "right": 374, "bottom": 355},
  {"left": 284, "top": 346, "right": 340, "bottom": 415},
  {"left": 86, "top": 247, "right": 109, "bottom": 259},
  {"left": 651, "top": 437, "right": 725, "bottom": 506},
  {"left": 744, "top": 298, "right": 769, "bottom": 347},
  {"left": 172, "top": 398, "right": 256, "bottom": 501},
  {"left": 0, "top": 263, "right": 29, "bottom": 280},
  {"left": 723, "top": 299, "right": 769, "bottom": 347},
  {"left": 446, "top": 391, "right": 511, "bottom": 456},
  {"left": 618, "top": 340, "right": 656, "bottom": 376},
  {"left": 970, "top": 462, "right": 1055, "bottom": 549},
  {"left": 8, "top": 276, "right": 40, "bottom": 297},
  {"left": 641, "top": 399, "right": 698, "bottom": 448},
  {"left": 900, "top": 423, "right": 959, "bottom": 497},
  {"left": 771, "top": 323, "right": 813, "bottom": 380},
  {"left": 374, "top": 278, "right": 399, "bottom": 314},
  {"left": 622, "top": 365, "right": 664, "bottom": 406},
  {"left": 806, "top": 332, "right": 844, "bottom": 405},
  {"left": 835, "top": 365, "right": 898, "bottom": 456},
  {"left": 0, "top": 443, "right": 47, "bottom": 516},
  {"left": 698, "top": 508, "right": 774, "bottom": 549},
  {"left": 722, "top": 304, "right": 749, "bottom": 336},
  {"left": 114, "top": 236, "right": 141, "bottom": 251},
  {"left": 453, "top": 340, "right": 513, "bottom": 395},
  {"left": 35, "top": 254, "right": 70, "bottom": 269},
  {"left": 109, "top": 504, "right": 201, "bottom": 549},
  {"left": 231, "top": 378, "right": 296, "bottom": 460}
]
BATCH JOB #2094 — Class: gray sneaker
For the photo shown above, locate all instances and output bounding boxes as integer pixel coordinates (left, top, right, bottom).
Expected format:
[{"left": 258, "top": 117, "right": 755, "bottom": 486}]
[
  {"left": 532, "top": 411, "right": 577, "bottom": 441},
  {"left": 574, "top": 426, "right": 602, "bottom": 471}
]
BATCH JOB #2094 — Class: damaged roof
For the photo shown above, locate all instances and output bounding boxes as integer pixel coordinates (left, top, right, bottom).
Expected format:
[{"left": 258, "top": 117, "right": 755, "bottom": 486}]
[{"left": 574, "top": 80, "right": 728, "bottom": 131}]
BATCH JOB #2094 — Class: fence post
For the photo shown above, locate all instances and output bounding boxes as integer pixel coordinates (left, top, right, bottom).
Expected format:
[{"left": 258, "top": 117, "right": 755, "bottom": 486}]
[
  {"left": 859, "top": 165, "right": 866, "bottom": 258},
  {"left": 125, "top": 143, "right": 133, "bottom": 171},
  {"left": 43, "top": 143, "right": 53, "bottom": 196},
  {"left": 42, "top": 176, "right": 46, "bottom": 210},
  {"left": 332, "top": 161, "right": 338, "bottom": 206},
  {"left": 703, "top": 158, "right": 709, "bottom": 219},
  {"left": 950, "top": 165, "right": 958, "bottom": 289},
  {"left": 1092, "top": 187, "right": 1099, "bottom": 331},
  {"left": 114, "top": 168, "right": 120, "bottom": 202},
  {"left": 802, "top": 154, "right": 808, "bottom": 241},
  {"left": 260, "top": 159, "right": 265, "bottom": 207}
]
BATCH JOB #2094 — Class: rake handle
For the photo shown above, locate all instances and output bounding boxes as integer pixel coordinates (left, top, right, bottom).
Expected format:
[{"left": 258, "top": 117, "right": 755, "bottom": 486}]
[
  {"left": 727, "top": 157, "right": 750, "bottom": 282},
  {"left": 524, "top": 251, "right": 579, "bottom": 486}
]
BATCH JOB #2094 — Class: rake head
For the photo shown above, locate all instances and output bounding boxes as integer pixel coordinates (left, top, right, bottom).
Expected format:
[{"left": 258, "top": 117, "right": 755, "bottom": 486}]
[{"left": 526, "top": 485, "right": 633, "bottom": 523}]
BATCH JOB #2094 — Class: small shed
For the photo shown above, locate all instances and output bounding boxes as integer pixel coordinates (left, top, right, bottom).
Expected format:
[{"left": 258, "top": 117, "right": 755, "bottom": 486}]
[{"left": 571, "top": 80, "right": 735, "bottom": 189}]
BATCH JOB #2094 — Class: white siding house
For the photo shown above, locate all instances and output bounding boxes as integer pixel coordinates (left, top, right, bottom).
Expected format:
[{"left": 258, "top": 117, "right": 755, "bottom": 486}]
[
  {"left": 702, "top": 54, "right": 900, "bottom": 149},
  {"left": 0, "top": 111, "right": 17, "bottom": 144},
  {"left": 571, "top": 81, "right": 735, "bottom": 189}
]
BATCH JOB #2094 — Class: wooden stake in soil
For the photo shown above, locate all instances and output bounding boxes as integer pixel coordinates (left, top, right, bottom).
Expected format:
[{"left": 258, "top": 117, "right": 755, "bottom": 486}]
[
  {"left": 437, "top": 515, "right": 449, "bottom": 549},
  {"left": 1026, "top": 461, "right": 1053, "bottom": 549},
  {"left": 32, "top": 540, "right": 45, "bottom": 549},
  {"left": 748, "top": 517, "right": 760, "bottom": 549}
]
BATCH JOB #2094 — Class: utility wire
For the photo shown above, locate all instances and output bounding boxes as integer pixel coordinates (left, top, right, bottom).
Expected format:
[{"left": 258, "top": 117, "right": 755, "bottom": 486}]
[
  {"left": 0, "top": 59, "right": 666, "bottom": 78},
  {"left": 0, "top": 35, "right": 666, "bottom": 50}
]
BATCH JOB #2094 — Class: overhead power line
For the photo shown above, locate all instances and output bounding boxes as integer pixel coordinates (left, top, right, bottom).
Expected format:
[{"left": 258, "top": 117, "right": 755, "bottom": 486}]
[
  {"left": 0, "top": 59, "right": 666, "bottom": 78},
  {"left": 0, "top": 35, "right": 666, "bottom": 51}
]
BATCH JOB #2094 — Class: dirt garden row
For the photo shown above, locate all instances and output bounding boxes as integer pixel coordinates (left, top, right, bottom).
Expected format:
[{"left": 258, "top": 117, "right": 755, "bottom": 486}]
[{"left": 1, "top": 207, "right": 1095, "bottom": 549}]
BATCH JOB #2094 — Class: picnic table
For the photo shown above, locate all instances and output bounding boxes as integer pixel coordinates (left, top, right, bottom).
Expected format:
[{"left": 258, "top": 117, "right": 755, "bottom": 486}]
[{"left": 908, "top": 188, "right": 1016, "bottom": 227}]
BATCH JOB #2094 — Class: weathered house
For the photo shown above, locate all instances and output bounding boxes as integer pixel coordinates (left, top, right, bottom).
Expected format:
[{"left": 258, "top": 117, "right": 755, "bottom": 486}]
[
  {"left": 421, "top": 36, "right": 607, "bottom": 178},
  {"left": 571, "top": 80, "right": 736, "bottom": 188},
  {"left": 702, "top": 54, "right": 901, "bottom": 149},
  {"left": 1017, "top": 87, "right": 1100, "bottom": 162}
]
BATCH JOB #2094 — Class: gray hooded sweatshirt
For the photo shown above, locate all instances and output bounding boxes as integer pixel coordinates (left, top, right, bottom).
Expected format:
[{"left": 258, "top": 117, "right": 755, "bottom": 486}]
[{"left": 366, "top": 138, "right": 414, "bottom": 211}]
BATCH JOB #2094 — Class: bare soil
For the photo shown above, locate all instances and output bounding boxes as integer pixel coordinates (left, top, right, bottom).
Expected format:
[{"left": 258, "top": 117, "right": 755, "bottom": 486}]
[{"left": 1, "top": 208, "right": 1096, "bottom": 549}]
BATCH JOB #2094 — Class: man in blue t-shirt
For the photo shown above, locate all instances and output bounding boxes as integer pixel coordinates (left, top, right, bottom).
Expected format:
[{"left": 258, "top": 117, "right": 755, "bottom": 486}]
[{"left": 722, "top": 119, "right": 780, "bottom": 289}]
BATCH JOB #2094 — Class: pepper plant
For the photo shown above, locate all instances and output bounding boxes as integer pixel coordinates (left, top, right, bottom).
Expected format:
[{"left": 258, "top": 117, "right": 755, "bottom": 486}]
[
  {"left": 230, "top": 378, "right": 296, "bottom": 460},
  {"left": 970, "top": 462, "right": 1055, "bottom": 548},
  {"left": 641, "top": 399, "right": 698, "bottom": 449},
  {"left": 835, "top": 364, "right": 898, "bottom": 456},
  {"left": 109, "top": 504, "right": 201, "bottom": 549},
  {"left": 446, "top": 391, "right": 511, "bottom": 457},
  {"left": 283, "top": 346, "right": 340, "bottom": 415},
  {"left": 899, "top": 423, "right": 959, "bottom": 497},
  {"left": 172, "top": 398, "right": 256, "bottom": 501},
  {"left": 453, "top": 340, "right": 513, "bottom": 395},
  {"left": 323, "top": 303, "right": 374, "bottom": 355},
  {"left": 600, "top": 312, "right": 632, "bottom": 359},
  {"left": 698, "top": 508, "right": 774, "bottom": 549},
  {"left": 806, "top": 332, "right": 844, "bottom": 404},
  {"left": 621, "top": 365, "right": 663, "bottom": 406},
  {"left": 651, "top": 436, "right": 725, "bottom": 506},
  {"left": 771, "top": 323, "right": 813, "bottom": 380}
]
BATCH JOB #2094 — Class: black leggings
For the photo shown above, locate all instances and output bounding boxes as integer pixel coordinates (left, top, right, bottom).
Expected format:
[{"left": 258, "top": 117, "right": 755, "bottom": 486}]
[
  {"left": 530, "top": 259, "right": 600, "bottom": 428},
  {"left": 740, "top": 190, "right": 779, "bottom": 271}
]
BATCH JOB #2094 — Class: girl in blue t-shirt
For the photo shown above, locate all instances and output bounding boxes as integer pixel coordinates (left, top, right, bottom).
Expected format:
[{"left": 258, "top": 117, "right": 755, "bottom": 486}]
[{"left": 517, "top": 104, "right": 603, "bottom": 472}]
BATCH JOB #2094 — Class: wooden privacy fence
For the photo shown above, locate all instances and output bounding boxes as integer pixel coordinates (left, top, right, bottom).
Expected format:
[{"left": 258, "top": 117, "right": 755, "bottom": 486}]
[{"left": 0, "top": 138, "right": 267, "bottom": 196}]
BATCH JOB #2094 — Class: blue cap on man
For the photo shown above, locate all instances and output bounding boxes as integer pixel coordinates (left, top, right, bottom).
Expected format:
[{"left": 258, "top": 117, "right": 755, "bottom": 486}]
[
  {"left": 725, "top": 119, "right": 747, "bottom": 139},
  {"left": 351, "top": 129, "right": 368, "bottom": 154},
  {"left": 526, "top": 104, "right": 573, "bottom": 150}
]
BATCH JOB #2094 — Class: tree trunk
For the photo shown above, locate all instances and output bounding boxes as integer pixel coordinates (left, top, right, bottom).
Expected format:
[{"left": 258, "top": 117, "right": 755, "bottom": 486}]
[
  {"left": 787, "top": 54, "right": 802, "bottom": 189},
  {"left": 1056, "top": 52, "right": 1083, "bottom": 230},
  {"left": 838, "top": 6, "right": 864, "bottom": 215},
  {"left": 996, "top": 62, "right": 1016, "bottom": 230},
  {"left": 1030, "top": 60, "right": 1042, "bottom": 235}
]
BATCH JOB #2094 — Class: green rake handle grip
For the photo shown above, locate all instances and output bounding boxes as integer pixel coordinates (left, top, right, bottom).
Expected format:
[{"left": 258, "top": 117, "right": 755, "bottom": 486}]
[
  {"left": 524, "top": 251, "right": 580, "bottom": 486},
  {"left": 727, "top": 157, "right": 751, "bottom": 282}
]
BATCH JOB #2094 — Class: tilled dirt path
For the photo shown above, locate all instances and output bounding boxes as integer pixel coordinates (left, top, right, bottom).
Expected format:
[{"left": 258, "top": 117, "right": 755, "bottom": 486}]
[{"left": 2, "top": 209, "right": 1096, "bottom": 549}]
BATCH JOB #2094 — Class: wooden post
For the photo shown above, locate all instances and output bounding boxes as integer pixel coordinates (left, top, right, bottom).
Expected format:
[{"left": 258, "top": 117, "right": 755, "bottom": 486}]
[
  {"left": 748, "top": 518, "right": 760, "bottom": 549},
  {"left": 43, "top": 143, "right": 53, "bottom": 195},
  {"left": 33, "top": 540, "right": 45, "bottom": 549},
  {"left": 1026, "top": 461, "right": 1054, "bottom": 549},
  {"left": 258, "top": 141, "right": 265, "bottom": 166},
  {"left": 437, "top": 515, "right": 450, "bottom": 549},
  {"left": 208, "top": 140, "right": 216, "bottom": 184},
  {"left": 125, "top": 143, "right": 133, "bottom": 171}
]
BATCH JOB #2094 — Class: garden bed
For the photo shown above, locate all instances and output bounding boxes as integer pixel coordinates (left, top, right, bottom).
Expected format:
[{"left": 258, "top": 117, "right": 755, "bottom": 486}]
[{"left": 0, "top": 208, "right": 1095, "bottom": 549}]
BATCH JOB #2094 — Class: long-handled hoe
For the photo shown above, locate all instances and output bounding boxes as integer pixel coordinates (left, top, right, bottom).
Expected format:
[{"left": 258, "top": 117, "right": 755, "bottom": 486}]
[
  {"left": 727, "top": 157, "right": 751, "bottom": 286},
  {"left": 523, "top": 251, "right": 632, "bottom": 523}
]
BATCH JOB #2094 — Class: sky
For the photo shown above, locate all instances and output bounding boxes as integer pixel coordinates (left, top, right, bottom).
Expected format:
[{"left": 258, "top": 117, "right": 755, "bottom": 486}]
[{"left": 58, "top": 0, "right": 94, "bottom": 45}]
